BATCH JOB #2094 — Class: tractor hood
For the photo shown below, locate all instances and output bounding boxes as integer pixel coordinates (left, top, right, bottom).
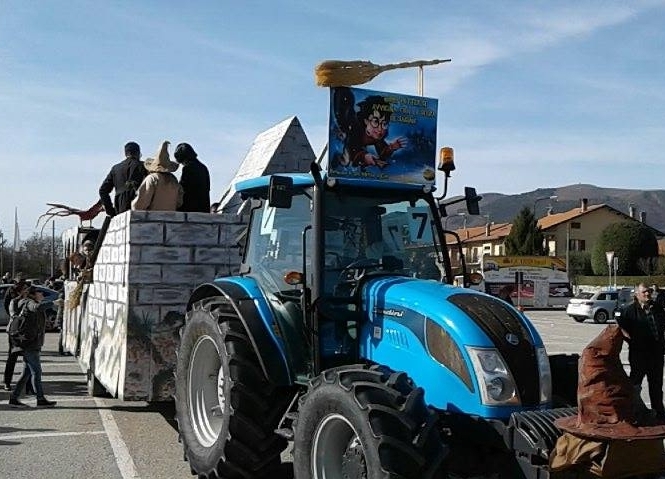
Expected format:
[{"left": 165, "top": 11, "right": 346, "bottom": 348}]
[
  {"left": 362, "top": 276, "right": 542, "bottom": 349},
  {"left": 359, "top": 276, "right": 546, "bottom": 410}
]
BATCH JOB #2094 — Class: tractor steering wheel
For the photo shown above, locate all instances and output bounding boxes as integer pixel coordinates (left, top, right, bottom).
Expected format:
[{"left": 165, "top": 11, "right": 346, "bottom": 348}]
[
  {"left": 337, "top": 258, "right": 381, "bottom": 282},
  {"left": 334, "top": 258, "right": 381, "bottom": 296}
]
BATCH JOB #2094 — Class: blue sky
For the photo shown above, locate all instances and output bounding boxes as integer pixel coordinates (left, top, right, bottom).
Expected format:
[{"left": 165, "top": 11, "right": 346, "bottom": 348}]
[{"left": 1, "top": 0, "right": 665, "bottom": 243}]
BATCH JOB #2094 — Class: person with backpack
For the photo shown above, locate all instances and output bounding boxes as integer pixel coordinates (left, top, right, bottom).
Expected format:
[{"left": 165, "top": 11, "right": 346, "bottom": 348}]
[
  {"left": 3, "top": 281, "right": 33, "bottom": 393},
  {"left": 8, "top": 286, "right": 56, "bottom": 408}
]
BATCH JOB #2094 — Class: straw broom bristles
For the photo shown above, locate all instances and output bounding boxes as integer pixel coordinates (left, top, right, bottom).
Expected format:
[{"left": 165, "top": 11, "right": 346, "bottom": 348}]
[
  {"left": 67, "top": 281, "right": 84, "bottom": 310},
  {"left": 315, "top": 59, "right": 451, "bottom": 87}
]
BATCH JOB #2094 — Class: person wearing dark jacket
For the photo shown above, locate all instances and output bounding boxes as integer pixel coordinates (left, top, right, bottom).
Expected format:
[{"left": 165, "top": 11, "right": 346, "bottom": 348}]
[
  {"left": 617, "top": 283, "right": 665, "bottom": 419},
  {"left": 8, "top": 287, "right": 56, "bottom": 408},
  {"left": 174, "top": 142, "right": 210, "bottom": 213},
  {"left": 3, "top": 281, "right": 33, "bottom": 393},
  {"left": 99, "top": 141, "right": 148, "bottom": 217}
]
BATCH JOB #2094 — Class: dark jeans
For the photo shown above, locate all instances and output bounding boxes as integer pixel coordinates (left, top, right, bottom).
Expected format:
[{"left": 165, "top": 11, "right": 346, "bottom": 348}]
[
  {"left": 629, "top": 351, "right": 665, "bottom": 415},
  {"left": 11, "top": 349, "right": 44, "bottom": 400},
  {"left": 4, "top": 334, "right": 17, "bottom": 386},
  {"left": 4, "top": 335, "right": 32, "bottom": 391}
]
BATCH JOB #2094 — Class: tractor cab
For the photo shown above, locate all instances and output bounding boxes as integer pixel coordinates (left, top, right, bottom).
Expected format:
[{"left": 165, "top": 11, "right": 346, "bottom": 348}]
[{"left": 237, "top": 170, "right": 462, "bottom": 375}]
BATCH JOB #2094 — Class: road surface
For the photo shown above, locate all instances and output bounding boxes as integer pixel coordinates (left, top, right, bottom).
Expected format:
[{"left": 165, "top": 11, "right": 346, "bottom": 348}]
[{"left": 0, "top": 310, "right": 647, "bottom": 478}]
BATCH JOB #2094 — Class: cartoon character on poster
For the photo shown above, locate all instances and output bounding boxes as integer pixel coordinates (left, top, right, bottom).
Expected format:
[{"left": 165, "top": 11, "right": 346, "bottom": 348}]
[{"left": 328, "top": 86, "right": 438, "bottom": 185}]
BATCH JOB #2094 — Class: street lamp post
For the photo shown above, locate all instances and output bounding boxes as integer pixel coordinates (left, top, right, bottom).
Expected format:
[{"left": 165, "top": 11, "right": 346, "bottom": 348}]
[{"left": 0, "top": 232, "right": 3, "bottom": 276}]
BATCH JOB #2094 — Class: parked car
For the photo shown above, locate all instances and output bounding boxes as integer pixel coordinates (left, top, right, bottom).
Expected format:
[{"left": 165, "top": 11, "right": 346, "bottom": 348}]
[
  {"left": 0, "top": 284, "right": 60, "bottom": 330},
  {"left": 566, "top": 288, "right": 633, "bottom": 324}
]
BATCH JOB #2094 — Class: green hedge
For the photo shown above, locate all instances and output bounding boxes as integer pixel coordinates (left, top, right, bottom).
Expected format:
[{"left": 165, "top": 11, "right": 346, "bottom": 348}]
[{"left": 576, "top": 275, "right": 665, "bottom": 288}]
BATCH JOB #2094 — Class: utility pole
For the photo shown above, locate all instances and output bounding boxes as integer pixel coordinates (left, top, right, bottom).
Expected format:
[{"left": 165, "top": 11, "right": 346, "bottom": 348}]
[
  {"left": 51, "top": 221, "right": 55, "bottom": 276},
  {"left": 565, "top": 222, "right": 570, "bottom": 283}
]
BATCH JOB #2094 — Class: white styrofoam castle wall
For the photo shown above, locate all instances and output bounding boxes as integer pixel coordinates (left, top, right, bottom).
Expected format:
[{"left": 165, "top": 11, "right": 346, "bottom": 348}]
[{"left": 72, "top": 210, "right": 244, "bottom": 401}]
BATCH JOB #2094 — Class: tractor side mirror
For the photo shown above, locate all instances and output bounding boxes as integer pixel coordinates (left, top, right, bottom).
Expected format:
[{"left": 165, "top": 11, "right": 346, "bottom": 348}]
[
  {"left": 269, "top": 176, "right": 294, "bottom": 208},
  {"left": 464, "top": 187, "right": 482, "bottom": 216}
]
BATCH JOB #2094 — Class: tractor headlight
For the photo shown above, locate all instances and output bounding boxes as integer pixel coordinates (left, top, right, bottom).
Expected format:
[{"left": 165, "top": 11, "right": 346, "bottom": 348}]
[
  {"left": 536, "top": 347, "right": 552, "bottom": 404},
  {"left": 467, "top": 347, "right": 519, "bottom": 405}
]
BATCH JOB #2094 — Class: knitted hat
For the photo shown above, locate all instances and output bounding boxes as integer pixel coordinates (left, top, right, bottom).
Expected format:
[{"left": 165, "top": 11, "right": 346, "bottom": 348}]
[{"left": 144, "top": 141, "right": 179, "bottom": 173}]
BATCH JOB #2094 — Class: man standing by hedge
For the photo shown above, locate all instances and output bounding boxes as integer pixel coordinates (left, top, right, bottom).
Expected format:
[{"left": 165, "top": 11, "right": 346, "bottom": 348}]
[{"left": 617, "top": 283, "right": 665, "bottom": 419}]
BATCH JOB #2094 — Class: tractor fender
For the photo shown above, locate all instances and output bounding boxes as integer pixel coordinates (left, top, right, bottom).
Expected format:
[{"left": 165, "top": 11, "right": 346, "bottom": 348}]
[{"left": 187, "top": 280, "right": 291, "bottom": 386}]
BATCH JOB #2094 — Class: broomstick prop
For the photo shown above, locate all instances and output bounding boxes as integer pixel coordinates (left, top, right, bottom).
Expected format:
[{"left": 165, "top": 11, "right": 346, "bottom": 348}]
[{"left": 314, "top": 59, "right": 451, "bottom": 87}]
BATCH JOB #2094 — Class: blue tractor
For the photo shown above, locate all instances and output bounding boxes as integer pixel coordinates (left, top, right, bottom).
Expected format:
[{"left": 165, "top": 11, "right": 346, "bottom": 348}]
[{"left": 174, "top": 160, "right": 578, "bottom": 478}]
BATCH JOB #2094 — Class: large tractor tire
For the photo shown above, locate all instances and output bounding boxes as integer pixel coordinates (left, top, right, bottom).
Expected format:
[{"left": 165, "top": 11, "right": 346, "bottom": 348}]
[
  {"left": 175, "top": 297, "right": 289, "bottom": 479},
  {"left": 293, "top": 364, "right": 446, "bottom": 479}
]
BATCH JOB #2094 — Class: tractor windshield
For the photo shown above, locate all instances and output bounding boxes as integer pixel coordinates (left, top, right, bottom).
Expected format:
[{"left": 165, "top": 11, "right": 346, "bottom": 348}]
[{"left": 323, "top": 190, "right": 442, "bottom": 295}]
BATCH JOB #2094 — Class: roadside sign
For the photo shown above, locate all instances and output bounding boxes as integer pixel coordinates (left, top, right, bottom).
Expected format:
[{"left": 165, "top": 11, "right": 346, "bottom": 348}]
[{"left": 605, "top": 251, "right": 614, "bottom": 267}]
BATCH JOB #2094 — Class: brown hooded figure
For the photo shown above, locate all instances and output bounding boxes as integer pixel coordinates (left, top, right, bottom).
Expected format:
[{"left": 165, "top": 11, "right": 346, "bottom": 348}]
[{"left": 555, "top": 325, "right": 665, "bottom": 440}]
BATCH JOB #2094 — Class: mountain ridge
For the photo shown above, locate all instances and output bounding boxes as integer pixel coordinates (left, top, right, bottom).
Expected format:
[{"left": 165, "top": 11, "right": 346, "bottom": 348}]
[{"left": 447, "top": 184, "right": 665, "bottom": 233}]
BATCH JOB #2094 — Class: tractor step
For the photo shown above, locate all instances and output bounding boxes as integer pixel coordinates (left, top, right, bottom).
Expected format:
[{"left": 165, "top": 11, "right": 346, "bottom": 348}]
[
  {"left": 275, "top": 428, "right": 294, "bottom": 441},
  {"left": 274, "top": 391, "right": 301, "bottom": 441}
]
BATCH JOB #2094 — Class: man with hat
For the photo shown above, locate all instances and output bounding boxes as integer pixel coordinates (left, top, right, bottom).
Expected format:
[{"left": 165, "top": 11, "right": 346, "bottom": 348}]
[
  {"left": 99, "top": 141, "right": 148, "bottom": 217},
  {"left": 131, "top": 141, "right": 183, "bottom": 211}
]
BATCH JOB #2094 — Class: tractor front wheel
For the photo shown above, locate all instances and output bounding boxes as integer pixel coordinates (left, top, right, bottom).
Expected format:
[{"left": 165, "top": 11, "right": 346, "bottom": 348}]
[
  {"left": 293, "top": 364, "right": 445, "bottom": 479},
  {"left": 175, "top": 297, "right": 289, "bottom": 478}
]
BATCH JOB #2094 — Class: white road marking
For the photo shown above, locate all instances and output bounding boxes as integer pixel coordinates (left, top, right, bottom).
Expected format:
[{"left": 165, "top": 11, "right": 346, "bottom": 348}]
[
  {"left": 75, "top": 363, "right": 140, "bottom": 479},
  {"left": 94, "top": 396, "right": 141, "bottom": 479},
  {"left": 0, "top": 430, "right": 106, "bottom": 440}
]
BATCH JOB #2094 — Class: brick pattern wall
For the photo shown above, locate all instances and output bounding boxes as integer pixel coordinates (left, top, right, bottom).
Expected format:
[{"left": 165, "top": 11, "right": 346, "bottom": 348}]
[{"left": 66, "top": 210, "right": 245, "bottom": 401}]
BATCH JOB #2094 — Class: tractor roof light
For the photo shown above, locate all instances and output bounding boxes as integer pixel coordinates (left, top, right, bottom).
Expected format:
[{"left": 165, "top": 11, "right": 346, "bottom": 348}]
[{"left": 437, "top": 147, "right": 455, "bottom": 175}]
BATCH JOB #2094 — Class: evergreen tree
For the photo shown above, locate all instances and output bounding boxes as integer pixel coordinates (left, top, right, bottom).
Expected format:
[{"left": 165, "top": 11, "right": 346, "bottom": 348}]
[
  {"left": 504, "top": 207, "right": 545, "bottom": 255},
  {"left": 591, "top": 222, "right": 658, "bottom": 275}
]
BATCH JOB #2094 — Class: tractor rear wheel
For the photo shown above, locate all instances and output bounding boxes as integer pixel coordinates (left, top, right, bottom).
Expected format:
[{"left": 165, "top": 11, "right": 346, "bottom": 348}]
[
  {"left": 293, "top": 364, "right": 445, "bottom": 479},
  {"left": 175, "top": 297, "right": 289, "bottom": 478}
]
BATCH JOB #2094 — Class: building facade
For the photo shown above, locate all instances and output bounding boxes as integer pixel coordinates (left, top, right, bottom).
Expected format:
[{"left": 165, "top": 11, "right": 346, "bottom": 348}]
[{"left": 451, "top": 199, "right": 662, "bottom": 273}]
